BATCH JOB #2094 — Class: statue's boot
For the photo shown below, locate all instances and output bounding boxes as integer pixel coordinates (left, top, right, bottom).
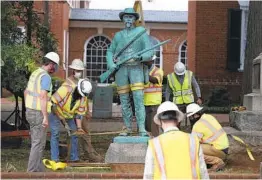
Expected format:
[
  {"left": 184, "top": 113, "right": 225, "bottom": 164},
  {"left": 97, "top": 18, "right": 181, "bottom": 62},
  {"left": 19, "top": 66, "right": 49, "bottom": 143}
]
[
  {"left": 119, "top": 93, "right": 133, "bottom": 136},
  {"left": 132, "top": 90, "right": 148, "bottom": 137}
]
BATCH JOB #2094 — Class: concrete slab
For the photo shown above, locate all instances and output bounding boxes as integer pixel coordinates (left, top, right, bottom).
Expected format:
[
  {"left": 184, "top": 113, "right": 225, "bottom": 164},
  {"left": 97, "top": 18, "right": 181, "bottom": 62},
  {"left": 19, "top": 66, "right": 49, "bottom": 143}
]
[
  {"left": 113, "top": 136, "right": 149, "bottom": 144},
  {"left": 229, "top": 111, "right": 262, "bottom": 131},
  {"left": 105, "top": 143, "right": 148, "bottom": 163}
]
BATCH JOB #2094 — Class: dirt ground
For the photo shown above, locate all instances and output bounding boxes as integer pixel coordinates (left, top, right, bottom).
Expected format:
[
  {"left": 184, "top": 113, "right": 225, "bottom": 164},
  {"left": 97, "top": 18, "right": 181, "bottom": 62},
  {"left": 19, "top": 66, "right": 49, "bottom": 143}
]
[{"left": 1, "top": 134, "right": 261, "bottom": 173}]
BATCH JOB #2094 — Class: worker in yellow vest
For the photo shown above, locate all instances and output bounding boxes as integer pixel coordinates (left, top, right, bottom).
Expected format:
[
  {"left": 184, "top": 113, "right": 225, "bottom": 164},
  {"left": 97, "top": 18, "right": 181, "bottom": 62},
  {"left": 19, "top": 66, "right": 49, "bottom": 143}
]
[
  {"left": 24, "top": 52, "right": 60, "bottom": 172},
  {"left": 143, "top": 55, "right": 163, "bottom": 137},
  {"left": 166, "top": 62, "right": 202, "bottom": 112},
  {"left": 50, "top": 77, "right": 92, "bottom": 162},
  {"left": 186, "top": 103, "right": 229, "bottom": 171},
  {"left": 143, "top": 101, "right": 209, "bottom": 179}
]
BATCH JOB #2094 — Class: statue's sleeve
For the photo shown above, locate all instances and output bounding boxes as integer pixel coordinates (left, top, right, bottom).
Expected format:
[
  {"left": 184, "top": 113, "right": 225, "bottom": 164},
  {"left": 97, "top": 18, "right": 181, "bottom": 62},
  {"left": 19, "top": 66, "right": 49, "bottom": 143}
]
[
  {"left": 140, "top": 30, "right": 154, "bottom": 61},
  {"left": 106, "top": 33, "right": 118, "bottom": 69}
]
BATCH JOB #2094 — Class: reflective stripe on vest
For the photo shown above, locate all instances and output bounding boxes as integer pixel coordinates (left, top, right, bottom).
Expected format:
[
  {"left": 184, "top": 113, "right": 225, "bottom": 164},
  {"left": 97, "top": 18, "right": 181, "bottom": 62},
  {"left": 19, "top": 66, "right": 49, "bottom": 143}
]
[
  {"left": 54, "top": 85, "right": 73, "bottom": 107},
  {"left": 167, "top": 71, "right": 194, "bottom": 104},
  {"left": 77, "top": 97, "right": 86, "bottom": 112},
  {"left": 152, "top": 135, "right": 199, "bottom": 179},
  {"left": 189, "top": 134, "right": 198, "bottom": 179},
  {"left": 144, "top": 66, "right": 163, "bottom": 105},
  {"left": 152, "top": 138, "right": 167, "bottom": 180},
  {"left": 25, "top": 68, "right": 52, "bottom": 111},
  {"left": 200, "top": 119, "right": 226, "bottom": 144}
]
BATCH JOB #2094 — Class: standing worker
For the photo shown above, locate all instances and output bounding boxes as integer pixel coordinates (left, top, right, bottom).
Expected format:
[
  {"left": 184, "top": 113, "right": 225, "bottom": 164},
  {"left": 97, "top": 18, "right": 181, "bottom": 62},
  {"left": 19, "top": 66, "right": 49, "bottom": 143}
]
[
  {"left": 106, "top": 8, "right": 154, "bottom": 136},
  {"left": 143, "top": 55, "right": 163, "bottom": 137},
  {"left": 143, "top": 101, "right": 209, "bottom": 179},
  {"left": 166, "top": 62, "right": 202, "bottom": 111},
  {"left": 24, "top": 52, "right": 60, "bottom": 172},
  {"left": 186, "top": 103, "right": 229, "bottom": 171},
  {"left": 50, "top": 76, "right": 92, "bottom": 162}
]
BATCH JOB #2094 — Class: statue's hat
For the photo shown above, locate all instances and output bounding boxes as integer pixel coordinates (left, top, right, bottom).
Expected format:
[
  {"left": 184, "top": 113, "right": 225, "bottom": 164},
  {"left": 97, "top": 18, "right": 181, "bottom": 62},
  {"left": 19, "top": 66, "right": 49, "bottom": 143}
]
[{"left": 119, "top": 8, "right": 140, "bottom": 20}]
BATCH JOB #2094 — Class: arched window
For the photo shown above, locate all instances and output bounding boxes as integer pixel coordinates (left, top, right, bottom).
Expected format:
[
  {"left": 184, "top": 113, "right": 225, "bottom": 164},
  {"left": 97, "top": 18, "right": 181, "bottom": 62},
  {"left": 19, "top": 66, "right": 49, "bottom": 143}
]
[
  {"left": 179, "top": 40, "right": 187, "bottom": 67},
  {"left": 150, "top": 36, "right": 163, "bottom": 68},
  {"left": 84, "top": 35, "right": 111, "bottom": 83}
]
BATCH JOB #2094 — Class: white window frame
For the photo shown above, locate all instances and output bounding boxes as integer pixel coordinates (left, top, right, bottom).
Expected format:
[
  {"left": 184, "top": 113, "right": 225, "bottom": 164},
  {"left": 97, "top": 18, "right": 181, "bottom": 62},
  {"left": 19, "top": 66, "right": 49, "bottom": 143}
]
[
  {"left": 83, "top": 34, "right": 112, "bottom": 84},
  {"left": 150, "top": 36, "right": 163, "bottom": 69},
  {"left": 178, "top": 40, "right": 188, "bottom": 67}
]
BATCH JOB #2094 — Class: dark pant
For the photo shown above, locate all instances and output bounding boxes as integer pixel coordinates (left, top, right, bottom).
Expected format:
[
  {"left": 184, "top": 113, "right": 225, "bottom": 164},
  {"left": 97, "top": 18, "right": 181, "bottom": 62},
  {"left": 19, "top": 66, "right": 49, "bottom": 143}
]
[{"left": 145, "top": 105, "right": 159, "bottom": 137}]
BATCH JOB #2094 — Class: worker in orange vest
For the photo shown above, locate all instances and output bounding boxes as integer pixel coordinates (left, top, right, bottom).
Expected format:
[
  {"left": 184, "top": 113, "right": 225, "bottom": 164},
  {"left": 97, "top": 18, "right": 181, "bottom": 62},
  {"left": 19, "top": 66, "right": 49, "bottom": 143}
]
[
  {"left": 143, "top": 55, "right": 163, "bottom": 137},
  {"left": 143, "top": 101, "right": 209, "bottom": 179},
  {"left": 186, "top": 103, "right": 229, "bottom": 171}
]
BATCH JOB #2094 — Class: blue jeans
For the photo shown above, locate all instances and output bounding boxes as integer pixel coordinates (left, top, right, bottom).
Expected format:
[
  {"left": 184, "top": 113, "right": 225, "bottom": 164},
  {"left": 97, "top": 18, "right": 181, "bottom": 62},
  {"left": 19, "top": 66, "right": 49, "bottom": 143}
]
[{"left": 49, "top": 112, "right": 79, "bottom": 162}]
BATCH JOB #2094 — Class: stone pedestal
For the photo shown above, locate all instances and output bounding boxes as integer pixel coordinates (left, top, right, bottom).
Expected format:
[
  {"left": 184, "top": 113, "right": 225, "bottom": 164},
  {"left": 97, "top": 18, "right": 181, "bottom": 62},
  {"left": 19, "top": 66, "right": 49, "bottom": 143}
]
[
  {"left": 229, "top": 111, "right": 262, "bottom": 131},
  {"left": 230, "top": 53, "right": 262, "bottom": 132},
  {"left": 105, "top": 136, "right": 149, "bottom": 164}
]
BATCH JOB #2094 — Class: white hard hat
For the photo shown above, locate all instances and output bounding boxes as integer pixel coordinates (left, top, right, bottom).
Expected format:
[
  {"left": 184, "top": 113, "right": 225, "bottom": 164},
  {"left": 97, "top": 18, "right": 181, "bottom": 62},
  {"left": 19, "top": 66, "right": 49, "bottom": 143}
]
[
  {"left": 77, "top": 79, "right": 92, "bottom": 97},
  {"left": 69, "top": 59, "right": 85, "bottom": 70},
  {"left": 174, "top": 62, "right": 186, "bottom": 75},
  {"left": 186, "top": 103, "right": 203, "bottom": 117},
  {"left": 153, "top": 101, "right": 185, "bottom": 125},
  {"left": 44, "top": 52, "right": 60, "bottom": 64}
]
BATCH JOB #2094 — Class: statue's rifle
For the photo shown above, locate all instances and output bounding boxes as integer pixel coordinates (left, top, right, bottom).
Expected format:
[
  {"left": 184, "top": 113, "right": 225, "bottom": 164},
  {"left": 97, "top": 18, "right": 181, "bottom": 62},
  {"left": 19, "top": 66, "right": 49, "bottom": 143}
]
[
  {"left": 113, "top": 29, "right": 147, "bottom": 62},
  {"left": 100, "top": 39, "right": 171, "bottom": 83}
]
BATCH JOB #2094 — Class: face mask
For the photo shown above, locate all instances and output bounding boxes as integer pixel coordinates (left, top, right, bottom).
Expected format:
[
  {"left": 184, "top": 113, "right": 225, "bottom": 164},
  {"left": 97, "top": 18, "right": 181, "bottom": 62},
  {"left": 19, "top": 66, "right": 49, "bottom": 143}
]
[{"left": 74, "top": 72, "right": 82, "bottom": 79}]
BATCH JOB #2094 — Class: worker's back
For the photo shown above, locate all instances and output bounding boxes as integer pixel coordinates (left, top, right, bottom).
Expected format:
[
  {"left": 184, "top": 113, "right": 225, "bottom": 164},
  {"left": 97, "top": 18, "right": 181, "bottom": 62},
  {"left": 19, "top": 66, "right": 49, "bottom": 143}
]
[
  {"left": 148, "top": 131, "right": 201, "bottom": 179},
  {"left": 193, "top": 114, "right": 229, "bottom": 150}
]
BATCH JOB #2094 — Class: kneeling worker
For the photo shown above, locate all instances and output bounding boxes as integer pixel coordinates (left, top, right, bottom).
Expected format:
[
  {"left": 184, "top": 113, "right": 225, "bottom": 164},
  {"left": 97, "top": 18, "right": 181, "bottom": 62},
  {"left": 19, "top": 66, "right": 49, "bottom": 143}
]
[
  {"left": 50, "top": 78, "right": 92, "bottom": 162},
  {"left": 143, "top": 101, "right": 209, "bottom": 179},
  {"left": 186, "top": 103, "right": 229, "bottom": 171}
]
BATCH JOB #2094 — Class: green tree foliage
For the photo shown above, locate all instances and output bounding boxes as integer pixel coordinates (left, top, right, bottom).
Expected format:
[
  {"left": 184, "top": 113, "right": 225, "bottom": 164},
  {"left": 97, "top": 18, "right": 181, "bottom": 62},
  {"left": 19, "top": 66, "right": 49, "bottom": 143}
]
[{"left": 1, "top": 1, "right": 58, "bottom": 126}]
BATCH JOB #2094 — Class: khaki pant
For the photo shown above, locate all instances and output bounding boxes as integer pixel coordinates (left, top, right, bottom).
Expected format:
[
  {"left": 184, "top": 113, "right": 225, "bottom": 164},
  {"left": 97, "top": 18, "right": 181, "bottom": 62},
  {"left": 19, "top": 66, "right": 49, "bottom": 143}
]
[
  {"left": 26, "top": 109, "right": 47, "bottom": 172},
  {"left": 201, "top": 144, "right": 227, "bottom": 171}
]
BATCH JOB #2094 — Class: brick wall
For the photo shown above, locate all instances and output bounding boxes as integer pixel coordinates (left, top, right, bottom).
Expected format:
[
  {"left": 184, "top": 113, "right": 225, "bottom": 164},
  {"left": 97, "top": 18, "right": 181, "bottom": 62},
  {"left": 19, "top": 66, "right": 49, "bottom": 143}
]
[{"left": 188, "top": 1, "right": 243, "bottom": 103}]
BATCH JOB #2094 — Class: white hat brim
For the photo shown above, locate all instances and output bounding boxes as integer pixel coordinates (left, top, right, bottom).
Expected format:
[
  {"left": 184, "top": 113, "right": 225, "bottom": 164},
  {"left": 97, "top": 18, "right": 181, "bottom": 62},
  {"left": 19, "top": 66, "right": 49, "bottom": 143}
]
[
  {"left": 186, "top": 107, "right": 203, "bottom": 117},
  {"left": 175, "top": 70, "right": 186, "bottom": 76},
  {"left": 153, "top": 110, "right": 185, "bottom": 126},
  {"left": 69, "top": 65, "right": 85, "bottom": 71}
]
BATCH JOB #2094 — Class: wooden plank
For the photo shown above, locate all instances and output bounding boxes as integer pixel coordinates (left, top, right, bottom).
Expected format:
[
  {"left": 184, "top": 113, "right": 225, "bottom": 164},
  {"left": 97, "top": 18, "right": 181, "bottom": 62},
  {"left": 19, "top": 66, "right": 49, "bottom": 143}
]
[
  {"left": 67, "top": 162, "right": 110, "bottom": 167},
  {"left": 1, "top": 130, "right": 51, "bottom": 138}
]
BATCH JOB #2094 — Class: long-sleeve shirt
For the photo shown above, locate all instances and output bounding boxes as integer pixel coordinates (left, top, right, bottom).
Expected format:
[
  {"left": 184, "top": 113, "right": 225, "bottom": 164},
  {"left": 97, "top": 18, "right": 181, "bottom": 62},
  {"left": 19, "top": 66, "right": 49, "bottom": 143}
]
[
  {"left": 143, "top": 126, "right": 209, "bottom": 180},
  {"left": 165, "top": 73, "right": 201, "bottom": 102}
]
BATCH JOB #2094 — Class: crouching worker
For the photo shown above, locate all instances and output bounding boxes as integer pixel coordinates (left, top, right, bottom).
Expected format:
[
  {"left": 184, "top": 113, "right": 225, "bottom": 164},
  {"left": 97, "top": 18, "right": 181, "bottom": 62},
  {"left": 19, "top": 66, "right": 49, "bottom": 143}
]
[
  {"left": 186, "top": 103, "right": 229, "bottom": 171},
  {"left": 143, "top": 101, "right": 209, "bottom": 180},
  {"left": 49, "top": 78, "right": 92, "bottom": 162}
]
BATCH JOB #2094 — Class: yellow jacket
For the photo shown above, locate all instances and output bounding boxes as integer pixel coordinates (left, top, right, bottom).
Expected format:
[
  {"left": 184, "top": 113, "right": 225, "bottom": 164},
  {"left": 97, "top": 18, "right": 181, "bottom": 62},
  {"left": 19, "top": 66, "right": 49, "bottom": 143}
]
[
  {"left": 144, "top": 66, "right": 163, "bottom": 106},
  {"left": 25, "top": 68, "right": 52, "bottom": 112},
  {"left": 192, "top": 114, "right": 229, "bottom": 150},
  {"left": 148, "top": 130, "right": 201, "bottom": 179},
  {"left": 51, "top": 77, "right": 87, "bottom": 119}
]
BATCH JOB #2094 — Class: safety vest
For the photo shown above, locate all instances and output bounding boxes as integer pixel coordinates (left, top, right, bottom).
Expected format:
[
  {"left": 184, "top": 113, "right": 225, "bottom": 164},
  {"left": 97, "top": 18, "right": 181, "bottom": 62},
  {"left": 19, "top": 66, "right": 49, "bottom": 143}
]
[
  {"left": 144, "top": 66, "right": 163, "bottom": 106},
  {"left": 167, "top": 70, "right": 194, "bottom": 104},
  {"left": 149, "top": 131, "right": 201, "bottom": 179},
  {"left": 51, "top": 77, "right": 87, "bottom": 119},
  {"left": 192, "top": 114, "right": 229, "bottom": 150},
  {"left": 25, "top": 68, "right": 52, "bottom": 112}
]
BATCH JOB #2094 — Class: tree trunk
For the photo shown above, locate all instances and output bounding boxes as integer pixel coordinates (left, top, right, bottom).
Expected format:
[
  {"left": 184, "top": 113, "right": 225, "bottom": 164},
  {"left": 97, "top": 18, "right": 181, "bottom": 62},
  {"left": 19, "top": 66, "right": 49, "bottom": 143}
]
[
  {"left": 26, "top": 2, "right": 33, "bottom": 45},
  {"left": 242, "top": 1, "right": 262, "bottom": 96}
]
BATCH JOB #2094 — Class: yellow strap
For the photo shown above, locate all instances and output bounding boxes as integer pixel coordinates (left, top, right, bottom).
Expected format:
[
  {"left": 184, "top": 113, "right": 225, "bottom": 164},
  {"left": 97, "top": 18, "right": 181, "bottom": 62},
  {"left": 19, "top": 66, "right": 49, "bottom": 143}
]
[{"left": 229, "top": 134, "right": 255, "bottom": 161}]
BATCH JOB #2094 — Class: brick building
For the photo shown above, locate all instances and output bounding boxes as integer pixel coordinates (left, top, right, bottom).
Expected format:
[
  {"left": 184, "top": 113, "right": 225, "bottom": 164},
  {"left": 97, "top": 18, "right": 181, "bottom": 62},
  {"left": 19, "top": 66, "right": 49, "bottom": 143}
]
[{"left": 34, "top": 0, "right": 249, "bottom": 103}]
